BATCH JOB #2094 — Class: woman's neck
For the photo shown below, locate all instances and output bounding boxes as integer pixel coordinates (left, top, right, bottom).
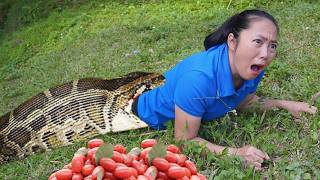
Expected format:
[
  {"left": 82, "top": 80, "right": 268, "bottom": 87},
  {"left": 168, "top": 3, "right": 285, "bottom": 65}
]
[
  {"left": 228, "top": 47, "right": 243, "bottom": 90},
  {"left": 232, "top": 74, "right": 244, "bottom": 90}
]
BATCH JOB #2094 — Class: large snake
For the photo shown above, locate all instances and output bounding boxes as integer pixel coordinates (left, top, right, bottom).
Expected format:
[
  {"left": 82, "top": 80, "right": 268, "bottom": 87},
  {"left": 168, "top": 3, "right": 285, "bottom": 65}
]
[{"left": 0, "top": 72, "right": 164, "bottom": 165}]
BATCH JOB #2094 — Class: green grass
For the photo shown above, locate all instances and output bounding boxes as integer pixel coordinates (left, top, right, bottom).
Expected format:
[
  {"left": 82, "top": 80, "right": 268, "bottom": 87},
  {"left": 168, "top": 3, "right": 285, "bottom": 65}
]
[{"left": 0, "top": 0, "right": 319, "bottom": 179}]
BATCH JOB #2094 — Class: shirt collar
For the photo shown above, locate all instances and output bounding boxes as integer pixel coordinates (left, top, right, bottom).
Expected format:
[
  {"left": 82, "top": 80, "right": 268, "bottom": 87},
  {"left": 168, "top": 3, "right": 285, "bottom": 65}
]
[{"left": 211, "top": 43, "right": 259, "bottom": 97}]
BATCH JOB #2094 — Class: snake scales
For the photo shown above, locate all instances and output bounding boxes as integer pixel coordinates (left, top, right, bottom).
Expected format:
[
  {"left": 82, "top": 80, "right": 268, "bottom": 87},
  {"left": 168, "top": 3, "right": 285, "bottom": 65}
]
[{"left": 0, "top": 72, "right": 164, "bottom": 165}]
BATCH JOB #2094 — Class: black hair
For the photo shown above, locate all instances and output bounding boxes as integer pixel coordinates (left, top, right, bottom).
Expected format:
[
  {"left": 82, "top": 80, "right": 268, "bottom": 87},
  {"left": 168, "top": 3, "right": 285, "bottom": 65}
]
[{"left": 204, "top": 9, "right": 279, "bottom": 50}]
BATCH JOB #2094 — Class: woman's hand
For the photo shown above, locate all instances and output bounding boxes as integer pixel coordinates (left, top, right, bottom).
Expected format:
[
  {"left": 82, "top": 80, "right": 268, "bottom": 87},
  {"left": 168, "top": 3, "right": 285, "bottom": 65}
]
[
  {"left": 234, "top": 145, "right": 270, "bottom": 171},
  {"left": 239, "top": 94, "right": 318, "bottom": 119},
  {"left": 276, "top": 100, "right": 317, "bottom": 119}
]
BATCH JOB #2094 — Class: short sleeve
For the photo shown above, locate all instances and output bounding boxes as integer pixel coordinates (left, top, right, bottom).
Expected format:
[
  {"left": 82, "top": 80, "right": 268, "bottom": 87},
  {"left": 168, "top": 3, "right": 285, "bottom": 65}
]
[{"left": 174, "top": 71, "right": 211, "bottom": 117}]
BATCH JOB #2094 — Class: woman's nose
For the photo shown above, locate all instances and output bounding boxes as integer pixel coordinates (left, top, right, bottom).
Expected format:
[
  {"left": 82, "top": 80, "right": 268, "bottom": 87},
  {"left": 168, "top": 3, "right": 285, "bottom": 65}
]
[{"left": 259, "top": 45, "right": 269, "bottom": 60}]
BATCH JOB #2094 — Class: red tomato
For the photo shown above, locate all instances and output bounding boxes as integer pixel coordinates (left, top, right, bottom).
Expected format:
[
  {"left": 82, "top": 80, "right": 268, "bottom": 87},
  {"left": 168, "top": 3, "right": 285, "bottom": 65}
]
[
  {"left": 114, "top": 144, "right": 127, "bottom": 154},
  {"left": 71, "top": 155, "right": 85, "bottom": 173},
  {"left": 71, "top": 173, "right": 83, "bottom": 180},
  {"left": 143, "top": 153, "right": 150, "bottom": 166},
  {"left": 74, "top": 147, "right": 88, "bottom": 157},
  {"left": 83, "top": 175, "right": 92, "bottom": 180},
  {"left": 85, "top": 159, "right": 92, "bottom": 165},
  {"left": 99, "top": 158, "right": 116, "bottom": 172},
  {"left": 140, "top": 147, "right": 152, "bottom": 162},
  {"left": 166, "top": 145, "right": 181, "bottom": 154},
  {"left": 82, "top": 164, "right": 95, "bottom": 176},
  {"left": 112, "top": 151, "right": 124, "bottom": 163},
  {"left": 91, "top": 166, "right": 105, "bottom": 180},
  {"left": 185, "top": 160, "right": 197, "bottom": 175},
  {"left": 105, "top": 171, "right": 117, "bottom": 180},
  {"left": 87, "top": 147, "right": 99, "bottom": 163},
  {"left": 169, "top": 163, "right": 180, "bottom": 167},
  {"left": 190, "top": 175, "right": 201, "bottom": 180},
  {"left": 140, "top": 139, "right": 157, "bottom": 149},
  {"left": 137, "top": 175, "right": 150, "bottom": 180},
  {"left": 129, "top": 167, "right": 138, "bottom": 177},
  {"left": 124, "top": 154, "right": 134, "bottom": 166},
  {"left": 63, "top": 163, "right": 72, "bottom": 169},
  {"left": 167, "top": 166, "right": 186, "bottom": 179},
  {"left": 196, "top": 173, "right": 208, "bottom": 180},
  {"left": 182, "top": 167, "right": 191, "bottom": 177},
  {"left": 88, "top": 139, "right": 104, "bottom": 149},
  {"left": 152, "top": 158, "right": 170, "bottom": 172},
  {"left": 91, "top": 153, "right": 97, "bottom": 166},
  {"left": 124, "top": 176, "right": 137, "bottom": 180},
  {"left": 128, "top": 147, "right": 142, "bottom": 157},
  {"left": 55, "top": 169, "right": 73, "bottom": 180},
  {"left": 116, "top": 162, "right": 127, "bottom": 168},
  {"left": 176, "top": 154, "right": 187, "bottom": 166},
  {"left": 144, "top": 166, "right": 158, "bottom": 179},
  {"left": 177, "top": 176, "right": 190, "bottom": 180},
  {"left": 114, "top": 166, "right": 133, "bottom": 179},
  {"left": 48, "top": 172, "right": 56, "bottom": 180},
  {"left": 132, "top": 155, "right": 139, "bottom": 161},
  {"left": 157, "top": 171, "right": 169, "bottom": 179},
  {"left": 165, "top": 151, "right": 177, "bottom": 163},
  {"left": 132, "top": 160, "right": 148, "bottom": 175}
]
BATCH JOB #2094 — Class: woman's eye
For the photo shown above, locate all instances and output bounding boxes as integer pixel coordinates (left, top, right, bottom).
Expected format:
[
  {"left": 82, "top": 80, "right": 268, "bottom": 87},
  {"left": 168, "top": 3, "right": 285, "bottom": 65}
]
[
  {"left": 270, "top": 43, "right": 277, "bottom": 49},
  {"left": 254, "top": 39, "right": 262, "bottom": 44}
]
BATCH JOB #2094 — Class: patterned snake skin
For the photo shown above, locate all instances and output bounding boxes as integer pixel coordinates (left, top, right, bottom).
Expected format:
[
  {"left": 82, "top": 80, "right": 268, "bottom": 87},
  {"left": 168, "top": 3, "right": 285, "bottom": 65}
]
[{"left": 0, "top": 72, "right": 164, "bottom": 165}]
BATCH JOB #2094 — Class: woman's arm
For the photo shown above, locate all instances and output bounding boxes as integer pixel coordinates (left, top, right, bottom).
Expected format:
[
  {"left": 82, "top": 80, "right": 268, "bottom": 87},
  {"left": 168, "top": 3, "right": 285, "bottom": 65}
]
[
  {"left": 174, "top": 105, "right": 233, "bottom": 154},
  {"left": 238, "top": 94, "right": 318, "bottom": 118},
  {"left": 175, "top": 105, "right": 269, "bottom": 171}
]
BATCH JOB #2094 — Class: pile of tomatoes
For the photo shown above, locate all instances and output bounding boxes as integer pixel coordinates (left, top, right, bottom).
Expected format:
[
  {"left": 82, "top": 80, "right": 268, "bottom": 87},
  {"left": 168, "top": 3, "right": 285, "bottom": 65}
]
[{"left": 48, "top": 138, "right": 207, "bottom": 180}]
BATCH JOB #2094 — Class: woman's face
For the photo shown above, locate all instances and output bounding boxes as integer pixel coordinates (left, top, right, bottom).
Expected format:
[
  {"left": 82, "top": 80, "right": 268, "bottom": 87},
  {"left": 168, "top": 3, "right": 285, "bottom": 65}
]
[{"left": 229, "top": 18, "right": 278, "bottom": 80}]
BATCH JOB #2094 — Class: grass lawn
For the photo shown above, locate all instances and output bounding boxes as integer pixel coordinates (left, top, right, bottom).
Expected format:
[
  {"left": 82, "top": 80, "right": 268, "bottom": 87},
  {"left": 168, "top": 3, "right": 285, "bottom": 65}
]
[{"left": 0, "top": 0, "right": 319, "bottom": 179}]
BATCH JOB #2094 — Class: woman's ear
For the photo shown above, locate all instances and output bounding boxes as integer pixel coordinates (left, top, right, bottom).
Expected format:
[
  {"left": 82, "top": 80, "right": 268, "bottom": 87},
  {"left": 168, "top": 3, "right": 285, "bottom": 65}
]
[{"left": 227, "top": 33, "right": 237, "bottom": 52}]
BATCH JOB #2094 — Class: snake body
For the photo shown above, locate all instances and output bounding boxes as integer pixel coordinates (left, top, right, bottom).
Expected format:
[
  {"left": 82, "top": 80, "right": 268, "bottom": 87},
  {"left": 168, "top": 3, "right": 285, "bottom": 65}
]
[{"left": 0, "top": 72, "right": 164, "bottom": 165}]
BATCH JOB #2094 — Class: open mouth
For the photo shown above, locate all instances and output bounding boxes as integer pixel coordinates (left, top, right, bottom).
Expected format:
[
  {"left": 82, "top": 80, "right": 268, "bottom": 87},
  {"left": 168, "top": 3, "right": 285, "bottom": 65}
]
[{"left": 250, "top": 64, "right": 265, "bottom": 74}]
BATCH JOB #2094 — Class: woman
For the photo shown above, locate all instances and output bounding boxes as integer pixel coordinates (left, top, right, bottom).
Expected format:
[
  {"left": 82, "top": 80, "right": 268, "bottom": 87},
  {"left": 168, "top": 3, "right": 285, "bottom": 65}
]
[{"left": 132, "top": 9, "right": 317, "bottom": 171}]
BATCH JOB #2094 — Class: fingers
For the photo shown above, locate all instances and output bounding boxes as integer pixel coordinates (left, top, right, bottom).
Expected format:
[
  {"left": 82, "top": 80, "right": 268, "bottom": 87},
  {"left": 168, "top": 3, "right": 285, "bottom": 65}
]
[
  {"left": 244, "top": 158, "right": 263, "bottom": 171},
  {"left": 254, "top": 156, "right": 264, "bottom": 163},
  {"left": 239, "top": 145, "right": 269, "bottom": 160},
  {"left": 301, "top": 102, "right": 317, "bottom": 113},
  {"left": 254, "top": 149, "right": 269, "bottom": 160},
  {"left": 299, "top": 105, "right": 317, "bottom": 117},
  {"left": 291, "top": 103, "right": 317, "bottom": 118},
  {"left": 252, "top": 162, "right": 262, "bottom": 171},
  {"left": 237, "top": 145, "right": 270, "bottom": 171},
  {"left": 308, "top": 105, "right": 318, "bottom": 114},
  {"left": 264, "top": 152, "right": 270, "bottom": 160}
]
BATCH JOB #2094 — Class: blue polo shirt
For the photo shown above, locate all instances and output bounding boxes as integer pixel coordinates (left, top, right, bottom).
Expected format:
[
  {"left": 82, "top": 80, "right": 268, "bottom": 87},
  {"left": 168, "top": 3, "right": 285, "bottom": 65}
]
[{"left": 137, "top": 43, "right": 264, "bottom": 130}]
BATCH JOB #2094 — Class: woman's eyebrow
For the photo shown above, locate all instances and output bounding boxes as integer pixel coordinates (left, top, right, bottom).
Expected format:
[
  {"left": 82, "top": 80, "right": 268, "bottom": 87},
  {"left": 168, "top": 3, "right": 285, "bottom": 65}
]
[{"left": 256, "top": 35, "right": 278, "bottom": 44}]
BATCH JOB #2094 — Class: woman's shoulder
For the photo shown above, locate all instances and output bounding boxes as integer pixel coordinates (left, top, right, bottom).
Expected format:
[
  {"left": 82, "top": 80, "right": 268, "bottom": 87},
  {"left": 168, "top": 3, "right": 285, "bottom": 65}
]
[
  {"left": 175, "top": 70, "right": 216, "bottom": 94},
  {"left": 179, "top": 70, "right": 212, "bottom": 81}
]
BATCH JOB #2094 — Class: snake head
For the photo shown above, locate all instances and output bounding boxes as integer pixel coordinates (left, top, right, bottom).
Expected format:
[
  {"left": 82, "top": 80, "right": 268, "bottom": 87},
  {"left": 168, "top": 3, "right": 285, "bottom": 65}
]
[{"left": 142, "top": 73, "right": 165, "bottom": 91}]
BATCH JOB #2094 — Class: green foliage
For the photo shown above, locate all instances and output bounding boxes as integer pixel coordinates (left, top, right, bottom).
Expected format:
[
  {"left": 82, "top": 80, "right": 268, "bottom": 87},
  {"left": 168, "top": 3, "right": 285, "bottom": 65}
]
[
  {"left": 95, "top": 143, "right": 114, "bottom": 165},
  {"left": 0, "top": 0, "right": 319, "bottom": 179},
  {"left": 148, "top": 142, "right": 167, "bottom": 164},
  {"left": 0, "top": 0, "right": 88, "bottom": 34}
]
